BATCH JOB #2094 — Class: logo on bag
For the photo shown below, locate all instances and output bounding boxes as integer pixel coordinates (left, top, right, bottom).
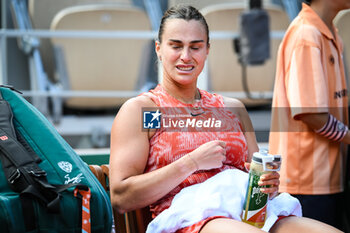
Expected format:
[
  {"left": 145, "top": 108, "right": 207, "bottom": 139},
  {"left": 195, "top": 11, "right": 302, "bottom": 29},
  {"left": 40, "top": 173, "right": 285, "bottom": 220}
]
[
  {"left": 58, "top": 161, "right": 73, "bottom": 173},
  {"left": 0, "top": 135, "right": 8, "bottom": 141},
  {"left": 58, "top": 161, "right": 85, "bottom": 184},
  {"left": 64, "top": 173, "right": 83, "bottom": 184}
]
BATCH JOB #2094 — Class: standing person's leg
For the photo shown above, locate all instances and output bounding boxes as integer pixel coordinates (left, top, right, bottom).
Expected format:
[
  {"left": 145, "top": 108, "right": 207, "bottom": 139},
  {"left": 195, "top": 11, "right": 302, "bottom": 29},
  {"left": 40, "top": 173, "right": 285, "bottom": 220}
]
[{"left": 293, "top": 193, "right": 344, "bottom": 230}]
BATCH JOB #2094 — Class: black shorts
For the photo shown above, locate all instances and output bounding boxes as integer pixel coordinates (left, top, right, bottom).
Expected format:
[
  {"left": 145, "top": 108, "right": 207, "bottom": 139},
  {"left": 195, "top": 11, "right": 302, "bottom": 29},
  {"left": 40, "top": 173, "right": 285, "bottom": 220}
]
[{"left": 292, "top": 193, "right": 344, "bottom": 231}]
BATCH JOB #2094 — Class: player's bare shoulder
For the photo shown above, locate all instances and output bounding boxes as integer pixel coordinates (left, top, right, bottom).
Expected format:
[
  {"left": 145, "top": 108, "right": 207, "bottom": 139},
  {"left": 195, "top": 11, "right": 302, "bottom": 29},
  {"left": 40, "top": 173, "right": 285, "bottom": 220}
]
[
  {"left": 222, "top": 96, "right": 246, "bottom": 116},
  {"left": 112, "top": 94, "right": 159, "bottom": 138},
  {"left": 119, "top": 94, "right": 157, "bottom": 113},
  {"left": 113, "top": 95, "right": 156, "bottom": 128}
]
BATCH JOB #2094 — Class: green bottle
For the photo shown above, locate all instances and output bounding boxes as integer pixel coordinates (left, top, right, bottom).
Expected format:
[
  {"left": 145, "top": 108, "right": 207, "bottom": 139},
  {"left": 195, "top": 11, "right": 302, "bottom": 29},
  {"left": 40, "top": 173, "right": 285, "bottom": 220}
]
[{"left": 241, "top": 151, "right": 281, "bottom": 228}]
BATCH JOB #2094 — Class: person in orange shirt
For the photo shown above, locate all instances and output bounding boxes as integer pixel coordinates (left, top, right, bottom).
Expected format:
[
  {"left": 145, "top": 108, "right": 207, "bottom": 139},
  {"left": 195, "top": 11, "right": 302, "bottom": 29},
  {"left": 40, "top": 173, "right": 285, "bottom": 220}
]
[{"left": 269, "top": 0, "right": 350, "bottom": 230}]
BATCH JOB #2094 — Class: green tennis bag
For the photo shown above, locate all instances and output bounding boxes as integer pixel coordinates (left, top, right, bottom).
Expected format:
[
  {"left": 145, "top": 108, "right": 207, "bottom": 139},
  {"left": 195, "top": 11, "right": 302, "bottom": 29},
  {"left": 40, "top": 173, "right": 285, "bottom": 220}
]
[{"left": 0, "top": 85, "right": 113, "bottom": 233}]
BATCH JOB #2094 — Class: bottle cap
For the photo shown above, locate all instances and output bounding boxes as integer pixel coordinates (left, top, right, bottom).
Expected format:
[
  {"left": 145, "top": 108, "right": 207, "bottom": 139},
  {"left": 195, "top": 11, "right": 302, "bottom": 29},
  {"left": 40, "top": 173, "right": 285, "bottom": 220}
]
[{"left": 252, "top": 152, "right": 281, "bottom": 171}]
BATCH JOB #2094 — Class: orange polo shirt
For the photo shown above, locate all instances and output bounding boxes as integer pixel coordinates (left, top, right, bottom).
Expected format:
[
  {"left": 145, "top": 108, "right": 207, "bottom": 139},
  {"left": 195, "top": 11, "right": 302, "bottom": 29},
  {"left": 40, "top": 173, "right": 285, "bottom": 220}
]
[{"left": 269, "top": 3, "right": 348, "bottom": 195}]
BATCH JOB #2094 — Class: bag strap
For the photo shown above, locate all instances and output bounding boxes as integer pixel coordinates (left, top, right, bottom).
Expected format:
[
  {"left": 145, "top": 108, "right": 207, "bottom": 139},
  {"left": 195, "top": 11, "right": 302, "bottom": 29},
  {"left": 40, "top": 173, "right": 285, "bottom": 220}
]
[
  {"left": 74, "top": 187, "right": 92, "bottom": 233},
  {"left": 0, "top": 98, "right": 17, "bottom": 140},
  {"left": 0, "top": 100, "right": 46, "bottom": 191},
  {"left": 0, "top": 126, "right": 64, "bottom": 209},
  {"left": 0, "top": 119, "right": 85, "bottom": 203}
]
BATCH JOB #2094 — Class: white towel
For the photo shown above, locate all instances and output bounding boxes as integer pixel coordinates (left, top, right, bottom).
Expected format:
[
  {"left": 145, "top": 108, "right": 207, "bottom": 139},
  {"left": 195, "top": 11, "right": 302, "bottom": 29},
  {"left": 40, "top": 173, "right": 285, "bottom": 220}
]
[{"left": 146, "top": 169, "right": 302, "bottom": 233}]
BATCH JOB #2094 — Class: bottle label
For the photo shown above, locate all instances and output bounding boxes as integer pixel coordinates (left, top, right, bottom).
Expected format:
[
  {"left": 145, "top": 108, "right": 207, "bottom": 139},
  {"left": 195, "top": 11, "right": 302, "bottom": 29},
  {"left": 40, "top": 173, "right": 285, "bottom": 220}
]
[{"left": 242, "top": 171, "right": 268, "bottom": 227}]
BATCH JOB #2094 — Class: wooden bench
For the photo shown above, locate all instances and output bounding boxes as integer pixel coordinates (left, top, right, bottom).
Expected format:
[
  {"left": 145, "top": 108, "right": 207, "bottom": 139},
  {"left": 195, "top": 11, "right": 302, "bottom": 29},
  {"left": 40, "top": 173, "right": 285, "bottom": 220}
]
[{"left": 89, "top": 164, "right": 152, "bottom": 233}]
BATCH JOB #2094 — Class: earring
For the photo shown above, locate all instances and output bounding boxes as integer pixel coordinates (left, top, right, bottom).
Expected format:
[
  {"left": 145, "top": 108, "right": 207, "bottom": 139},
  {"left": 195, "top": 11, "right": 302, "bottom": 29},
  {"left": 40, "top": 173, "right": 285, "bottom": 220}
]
[{"left": 159, "top": 56, "right": 162, "bottom": 61}]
